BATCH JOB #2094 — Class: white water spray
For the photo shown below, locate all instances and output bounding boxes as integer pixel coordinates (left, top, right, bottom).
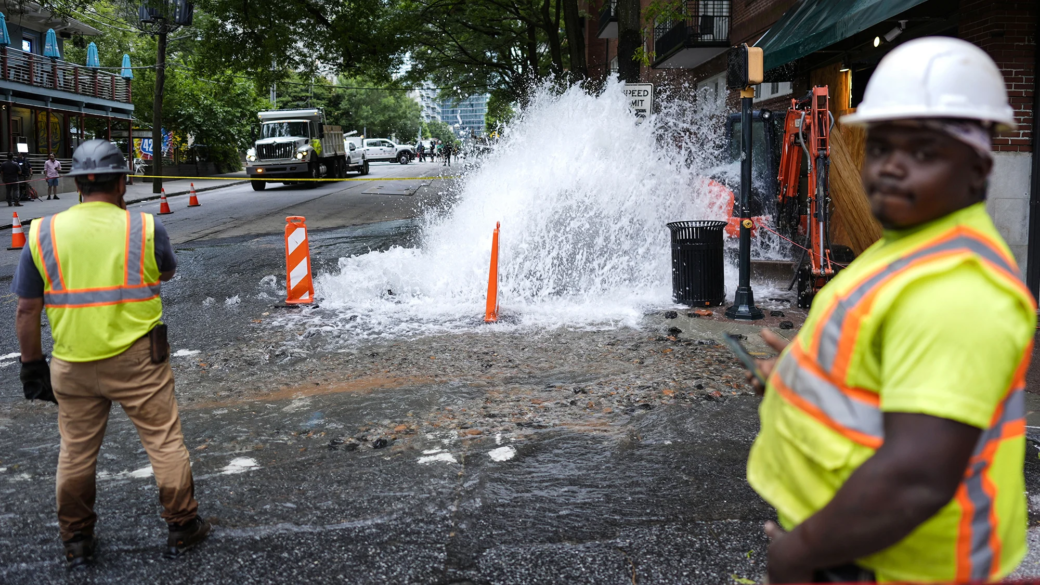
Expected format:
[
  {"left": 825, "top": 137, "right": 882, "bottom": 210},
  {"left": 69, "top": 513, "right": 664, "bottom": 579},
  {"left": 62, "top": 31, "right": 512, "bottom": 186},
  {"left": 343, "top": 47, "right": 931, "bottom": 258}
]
[{"left": 313, "top": 79, "right": 772, "bottom": 338}]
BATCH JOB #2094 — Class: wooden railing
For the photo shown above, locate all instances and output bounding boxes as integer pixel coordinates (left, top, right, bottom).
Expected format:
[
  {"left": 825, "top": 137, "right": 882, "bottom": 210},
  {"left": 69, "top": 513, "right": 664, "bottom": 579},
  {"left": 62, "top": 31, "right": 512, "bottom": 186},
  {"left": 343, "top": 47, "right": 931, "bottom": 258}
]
[{"left": 0, "top": 47, "right": 132, "bottom": 104}]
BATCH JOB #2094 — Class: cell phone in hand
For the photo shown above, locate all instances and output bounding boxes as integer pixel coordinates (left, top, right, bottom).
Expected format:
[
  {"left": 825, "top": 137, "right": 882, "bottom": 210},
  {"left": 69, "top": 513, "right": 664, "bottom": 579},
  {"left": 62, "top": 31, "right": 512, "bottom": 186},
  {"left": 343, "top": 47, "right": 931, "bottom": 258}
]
[{"left": 722, "top": 333, "right": 767, "bottom": 387}]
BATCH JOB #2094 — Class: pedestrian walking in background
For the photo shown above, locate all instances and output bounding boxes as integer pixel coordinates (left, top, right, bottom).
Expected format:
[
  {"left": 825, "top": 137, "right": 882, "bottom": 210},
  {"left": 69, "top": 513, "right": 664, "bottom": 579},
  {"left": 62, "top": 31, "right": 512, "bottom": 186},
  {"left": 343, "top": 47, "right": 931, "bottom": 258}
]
[
  {"left": 44, "top": 152, "right": 61, "bottom": 200},
  {"left": 417, "top": 142, "right": 425, "bottom": 162},
  {"left": 12, "top": 140, "right": 209, "bottom": 569},
  {"left": 443, "top": 143, "right": 452, "bottom": 167},
  {"left": 3, "top": 153, "right": 21, "bottom": 207},
  {"left": 744, "top": 38, "right": 1035, "bottom": 584}
]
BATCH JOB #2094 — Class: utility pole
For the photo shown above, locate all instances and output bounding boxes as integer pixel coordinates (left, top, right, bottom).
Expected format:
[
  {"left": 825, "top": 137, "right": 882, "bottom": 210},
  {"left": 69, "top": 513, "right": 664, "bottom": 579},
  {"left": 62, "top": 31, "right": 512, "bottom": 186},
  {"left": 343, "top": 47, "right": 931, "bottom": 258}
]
[{"left": 725, "top": 44, "right": 764, "bottom": 321}]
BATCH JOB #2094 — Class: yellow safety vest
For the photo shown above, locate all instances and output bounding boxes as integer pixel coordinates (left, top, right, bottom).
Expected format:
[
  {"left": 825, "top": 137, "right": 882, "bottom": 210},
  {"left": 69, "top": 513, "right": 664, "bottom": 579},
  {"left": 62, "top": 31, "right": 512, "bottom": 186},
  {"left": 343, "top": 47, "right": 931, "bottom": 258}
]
[
  {"left": 747, "top": 204, "right": 1036, "bottom": 583},
  {"left": 28, "top": 202, "right": 163, "bottom": 362}
]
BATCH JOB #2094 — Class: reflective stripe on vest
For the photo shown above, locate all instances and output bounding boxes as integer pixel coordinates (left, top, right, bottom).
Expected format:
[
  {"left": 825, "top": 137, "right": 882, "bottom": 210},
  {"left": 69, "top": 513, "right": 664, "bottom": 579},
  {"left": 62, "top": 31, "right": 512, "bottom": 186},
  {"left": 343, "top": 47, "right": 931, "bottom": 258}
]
[
  {"left": 956, "top": 380, "right": 1027, "bottom": 581},
  {"left": 37, "top": 211, "right": 161, "bottom": 308},
  {"left": 772, "top": 226, "right": 1033, "bottom": 581},
  {"left": 810, "top": 228, "right": 1030, "bottom": 382}
]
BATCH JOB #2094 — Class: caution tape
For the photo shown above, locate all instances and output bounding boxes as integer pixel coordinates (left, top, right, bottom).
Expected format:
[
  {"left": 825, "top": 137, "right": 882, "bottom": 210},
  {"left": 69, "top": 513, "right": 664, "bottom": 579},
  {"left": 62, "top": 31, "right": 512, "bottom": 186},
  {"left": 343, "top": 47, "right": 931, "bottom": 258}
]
[{"left": 132, "top": 174, "right": 459, "bottom": 182}]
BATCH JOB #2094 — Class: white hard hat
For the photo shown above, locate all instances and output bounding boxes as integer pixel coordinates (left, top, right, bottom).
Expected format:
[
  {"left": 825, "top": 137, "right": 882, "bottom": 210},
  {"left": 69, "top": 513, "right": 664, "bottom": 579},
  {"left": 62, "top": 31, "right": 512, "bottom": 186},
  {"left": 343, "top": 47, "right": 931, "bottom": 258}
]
[{"left": 841, "top": 37, "right": 1016, "bottom": 131}]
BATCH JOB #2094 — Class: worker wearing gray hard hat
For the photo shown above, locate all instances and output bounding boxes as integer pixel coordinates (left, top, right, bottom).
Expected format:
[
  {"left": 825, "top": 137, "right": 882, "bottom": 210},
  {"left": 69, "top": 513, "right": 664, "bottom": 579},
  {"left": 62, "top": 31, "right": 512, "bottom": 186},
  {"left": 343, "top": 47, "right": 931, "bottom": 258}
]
[{"left": 10, "top": 139, "right": 209, "bottom": 568}]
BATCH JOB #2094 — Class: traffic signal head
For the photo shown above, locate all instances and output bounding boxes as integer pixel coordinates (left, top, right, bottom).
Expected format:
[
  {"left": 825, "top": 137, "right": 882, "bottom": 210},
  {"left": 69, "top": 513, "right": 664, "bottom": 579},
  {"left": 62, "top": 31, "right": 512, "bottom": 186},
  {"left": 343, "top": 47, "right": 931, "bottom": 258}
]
[{"left": 727, "top": 44, "right": 764, "bottom": 90}]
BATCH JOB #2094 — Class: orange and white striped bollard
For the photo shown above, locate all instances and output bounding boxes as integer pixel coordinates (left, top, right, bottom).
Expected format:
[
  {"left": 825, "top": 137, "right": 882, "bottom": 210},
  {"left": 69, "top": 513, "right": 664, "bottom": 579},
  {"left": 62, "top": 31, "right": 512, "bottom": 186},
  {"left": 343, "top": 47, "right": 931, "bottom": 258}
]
[{"left": 284, "top": 216, "right": 314, "bottom": 304}]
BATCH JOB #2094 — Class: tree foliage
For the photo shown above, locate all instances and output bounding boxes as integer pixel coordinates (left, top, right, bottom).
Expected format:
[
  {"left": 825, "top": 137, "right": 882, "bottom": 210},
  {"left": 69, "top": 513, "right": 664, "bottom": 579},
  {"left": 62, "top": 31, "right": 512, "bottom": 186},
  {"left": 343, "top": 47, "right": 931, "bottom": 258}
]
[
  {"left": 423, "top": 120, "right": 460, "bottom": 147},
  {"left": 63, "top": 2, "right": 264, "bottom": 170},
  {"left": 484, "top": 93, "right": 515, "bottom": 134},
  {"left": 398, "top": 0, "right": 588, "bottom": 105},
  {"left": 267, "top": 75, "right": 421, "bottom": 141},
  {"left": 188, "top": 0, "right": 404, "bottom": 87}
]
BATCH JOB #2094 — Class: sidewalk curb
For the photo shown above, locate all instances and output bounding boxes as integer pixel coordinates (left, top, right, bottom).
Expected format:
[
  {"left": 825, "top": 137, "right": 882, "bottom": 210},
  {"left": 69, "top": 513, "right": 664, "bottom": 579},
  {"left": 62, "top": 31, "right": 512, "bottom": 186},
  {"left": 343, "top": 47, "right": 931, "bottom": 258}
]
[
  {"left": 0, "top": 179, "right": 248, "bottom": 230},
  {"left": 125, "top": 179, "right": 249, "bottom": 204}
]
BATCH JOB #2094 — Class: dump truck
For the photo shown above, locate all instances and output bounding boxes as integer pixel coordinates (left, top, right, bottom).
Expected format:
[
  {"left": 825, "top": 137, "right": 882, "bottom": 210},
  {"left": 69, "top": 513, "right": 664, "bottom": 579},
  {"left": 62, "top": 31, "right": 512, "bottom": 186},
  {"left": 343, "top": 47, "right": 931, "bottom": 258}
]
[{"left": 245, "top": 108, "right": 347, "bottom": 191}]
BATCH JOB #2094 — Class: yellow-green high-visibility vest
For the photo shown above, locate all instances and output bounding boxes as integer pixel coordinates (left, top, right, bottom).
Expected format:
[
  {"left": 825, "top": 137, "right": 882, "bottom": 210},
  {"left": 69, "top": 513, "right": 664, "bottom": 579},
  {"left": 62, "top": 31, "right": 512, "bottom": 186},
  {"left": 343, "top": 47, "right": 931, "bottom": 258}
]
[
  {"left": 28, "top": 202, "right": 163, "bottom": 362},
  {"left": 747, "top": 203, "right": 1036, "bottom": 583}
]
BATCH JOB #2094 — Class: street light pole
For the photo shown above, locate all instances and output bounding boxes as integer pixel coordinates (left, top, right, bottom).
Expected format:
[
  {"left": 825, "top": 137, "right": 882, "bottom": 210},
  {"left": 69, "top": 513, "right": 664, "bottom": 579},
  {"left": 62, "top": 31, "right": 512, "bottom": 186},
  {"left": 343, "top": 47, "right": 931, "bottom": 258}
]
[
  {"left": 123, "top": 1, "right": 193, "bottom": 194},
  {"left": 151, "top": 29, "right": 166, "bottom": 194}
]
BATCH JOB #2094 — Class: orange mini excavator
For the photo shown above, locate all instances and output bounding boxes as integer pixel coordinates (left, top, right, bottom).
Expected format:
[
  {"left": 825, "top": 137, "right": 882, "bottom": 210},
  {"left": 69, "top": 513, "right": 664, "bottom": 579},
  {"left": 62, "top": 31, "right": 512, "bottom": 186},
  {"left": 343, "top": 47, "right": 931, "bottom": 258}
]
[{"left": 777, "top": 86, "right": 851, "bottom": 308}]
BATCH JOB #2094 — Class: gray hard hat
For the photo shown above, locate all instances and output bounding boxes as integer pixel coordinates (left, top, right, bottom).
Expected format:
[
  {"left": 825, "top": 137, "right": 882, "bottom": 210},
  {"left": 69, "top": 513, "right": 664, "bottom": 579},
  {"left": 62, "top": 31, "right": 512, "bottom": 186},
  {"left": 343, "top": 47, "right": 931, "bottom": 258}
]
[{"left": 66, "top": 139, "right": 129, "bottom": 178}]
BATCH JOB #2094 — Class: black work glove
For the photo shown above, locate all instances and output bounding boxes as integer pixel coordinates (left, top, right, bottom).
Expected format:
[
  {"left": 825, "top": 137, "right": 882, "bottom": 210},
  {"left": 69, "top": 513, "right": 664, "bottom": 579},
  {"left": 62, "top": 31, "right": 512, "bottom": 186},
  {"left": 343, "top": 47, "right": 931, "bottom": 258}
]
[{"left": 20, "top": 358, "right": 56, "bottom": 404}]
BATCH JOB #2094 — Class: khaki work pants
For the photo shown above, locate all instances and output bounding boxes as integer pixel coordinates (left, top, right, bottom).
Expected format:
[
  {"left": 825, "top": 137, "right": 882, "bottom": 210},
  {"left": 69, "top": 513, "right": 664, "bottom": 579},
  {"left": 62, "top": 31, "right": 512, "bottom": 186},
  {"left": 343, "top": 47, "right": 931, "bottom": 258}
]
[{"left": 51, "top": 337, "right": 198, "bottom": 542}]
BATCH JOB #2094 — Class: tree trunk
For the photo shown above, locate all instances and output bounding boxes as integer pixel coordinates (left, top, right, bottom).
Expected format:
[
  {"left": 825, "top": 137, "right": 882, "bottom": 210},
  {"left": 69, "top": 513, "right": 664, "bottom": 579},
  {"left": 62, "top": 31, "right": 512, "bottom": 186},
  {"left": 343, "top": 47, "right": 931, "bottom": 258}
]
[
  {"left": 616, "top": 0, "right": 641, "bottom": 83},
  {"left": 562, "top": 0, "right": 587, "bottom": 82},
  {"left": 152, "top": 30, "right": 167, "bottom": 194},
  {"left": 541, "top": 0, "right": 563, "bottom": 76},
  {"left": 526, "top": 22, "right": 539, "bottom": 76}
]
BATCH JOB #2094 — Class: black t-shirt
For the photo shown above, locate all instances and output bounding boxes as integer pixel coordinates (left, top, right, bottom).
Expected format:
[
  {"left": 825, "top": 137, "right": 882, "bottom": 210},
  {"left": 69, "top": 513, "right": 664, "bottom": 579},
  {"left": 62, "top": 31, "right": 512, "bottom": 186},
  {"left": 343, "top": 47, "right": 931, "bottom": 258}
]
[{"left": 1, "top": 160, "right": 20, "bottom": 182}]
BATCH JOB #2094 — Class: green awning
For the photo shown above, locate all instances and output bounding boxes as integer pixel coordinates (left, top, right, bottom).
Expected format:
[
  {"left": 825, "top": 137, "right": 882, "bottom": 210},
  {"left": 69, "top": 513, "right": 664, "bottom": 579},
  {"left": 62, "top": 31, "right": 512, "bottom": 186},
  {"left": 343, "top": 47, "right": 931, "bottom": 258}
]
[{"left": 758, "top": 0, "right": 929, "bottom": 71}]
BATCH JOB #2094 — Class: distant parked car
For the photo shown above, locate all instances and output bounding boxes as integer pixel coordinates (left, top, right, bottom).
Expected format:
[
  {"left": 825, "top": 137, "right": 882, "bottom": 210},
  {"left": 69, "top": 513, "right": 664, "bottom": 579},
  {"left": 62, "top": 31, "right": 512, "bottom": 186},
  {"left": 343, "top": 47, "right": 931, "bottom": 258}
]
[
  {"left": 343, "top": 140, "right": 369, "bottom": 175},
  {"left": 363, "top": 139, "right": 415, "bottom": 164}
]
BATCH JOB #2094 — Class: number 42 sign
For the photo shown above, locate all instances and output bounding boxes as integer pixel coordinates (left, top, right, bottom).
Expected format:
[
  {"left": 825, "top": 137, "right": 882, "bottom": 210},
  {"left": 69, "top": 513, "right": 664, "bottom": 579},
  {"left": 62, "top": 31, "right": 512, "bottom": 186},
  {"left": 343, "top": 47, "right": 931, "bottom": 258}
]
[{"left": 623, "top": 83, "right": 654, "bottom": 119}]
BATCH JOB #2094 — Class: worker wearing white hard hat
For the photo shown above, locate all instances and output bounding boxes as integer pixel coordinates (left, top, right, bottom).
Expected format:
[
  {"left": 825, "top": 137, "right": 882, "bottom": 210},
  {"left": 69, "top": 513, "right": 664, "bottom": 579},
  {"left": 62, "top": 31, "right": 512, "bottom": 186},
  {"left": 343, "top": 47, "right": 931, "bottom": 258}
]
[{"left": 745, "top": 37, "right": 1036, "bottom": 583}]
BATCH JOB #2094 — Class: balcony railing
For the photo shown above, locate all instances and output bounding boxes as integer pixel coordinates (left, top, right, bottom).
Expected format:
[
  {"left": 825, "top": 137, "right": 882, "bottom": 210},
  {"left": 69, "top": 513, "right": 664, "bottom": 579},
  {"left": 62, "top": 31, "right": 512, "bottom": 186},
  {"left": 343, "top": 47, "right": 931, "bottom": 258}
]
[
  {"left": 653, "top": 0, "right": 730, "bottom": 67},
  {"left": 598, "top": 0, "right": 617, "bottom": 39},
  {"left": 0, "top": 47, "right": 132, "bottom": 104}
]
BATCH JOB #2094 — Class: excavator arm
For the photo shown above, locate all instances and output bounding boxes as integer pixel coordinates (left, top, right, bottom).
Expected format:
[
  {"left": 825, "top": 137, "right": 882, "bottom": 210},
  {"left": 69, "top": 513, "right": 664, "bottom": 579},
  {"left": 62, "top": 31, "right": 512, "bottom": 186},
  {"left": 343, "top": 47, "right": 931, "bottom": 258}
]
[{"left": 776, "top": 86, "right": 838, "bottom": 308}]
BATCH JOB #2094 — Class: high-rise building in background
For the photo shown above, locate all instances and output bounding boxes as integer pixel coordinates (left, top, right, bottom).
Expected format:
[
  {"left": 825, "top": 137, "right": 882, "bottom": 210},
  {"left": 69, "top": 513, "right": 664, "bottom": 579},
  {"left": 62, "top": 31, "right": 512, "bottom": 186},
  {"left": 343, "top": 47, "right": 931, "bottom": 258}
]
[
  {"left": 409, "top": 87, "right": 490, "bottom": 139},
  {"left": 409, "top": 85, "right": 442, "bottom": 123},
  {"left": 440, "top": 94, "right": 488, "bottom": 138}
]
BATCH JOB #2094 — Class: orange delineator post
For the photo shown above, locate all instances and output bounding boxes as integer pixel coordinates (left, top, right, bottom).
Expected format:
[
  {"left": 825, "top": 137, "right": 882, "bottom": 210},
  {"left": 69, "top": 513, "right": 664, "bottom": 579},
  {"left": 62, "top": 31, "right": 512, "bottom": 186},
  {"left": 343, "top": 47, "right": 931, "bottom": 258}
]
[
  {"left": 484, "top": 222, "right": 500, "bottom": 323},
  {"left": 158, "top": 189, "right": 173, "bottom": 215},
  {"left": 187, "top": 183, "right": 200, "bottom": 207},
  {"left": 284, "top": 216, "right": 315, "bottom": 304},
  {"left": 8, "top": 211, "right": 25, "bottom": 250}
]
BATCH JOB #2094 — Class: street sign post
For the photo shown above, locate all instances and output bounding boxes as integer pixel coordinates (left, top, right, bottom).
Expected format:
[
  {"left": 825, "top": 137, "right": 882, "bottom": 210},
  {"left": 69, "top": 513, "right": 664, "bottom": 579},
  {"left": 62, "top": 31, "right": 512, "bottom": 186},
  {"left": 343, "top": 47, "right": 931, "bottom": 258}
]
[{"left": 623, "top": 83, "right": 654, "bottom": 119}]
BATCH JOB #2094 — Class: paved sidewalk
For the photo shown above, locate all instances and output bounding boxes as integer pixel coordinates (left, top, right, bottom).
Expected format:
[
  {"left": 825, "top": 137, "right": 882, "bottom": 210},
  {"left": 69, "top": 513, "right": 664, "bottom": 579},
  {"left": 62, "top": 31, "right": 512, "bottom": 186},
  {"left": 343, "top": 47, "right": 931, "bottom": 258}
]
[{"left": 0, "top": 171, "right": 248, "bottom": 229}]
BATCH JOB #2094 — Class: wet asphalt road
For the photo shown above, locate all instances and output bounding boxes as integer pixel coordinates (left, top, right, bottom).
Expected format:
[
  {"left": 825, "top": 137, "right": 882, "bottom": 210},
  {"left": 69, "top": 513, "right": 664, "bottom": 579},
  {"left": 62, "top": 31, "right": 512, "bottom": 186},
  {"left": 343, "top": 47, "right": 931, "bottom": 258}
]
[{"left": 1, "top": 161, "right": 1039, "bottom": 583}]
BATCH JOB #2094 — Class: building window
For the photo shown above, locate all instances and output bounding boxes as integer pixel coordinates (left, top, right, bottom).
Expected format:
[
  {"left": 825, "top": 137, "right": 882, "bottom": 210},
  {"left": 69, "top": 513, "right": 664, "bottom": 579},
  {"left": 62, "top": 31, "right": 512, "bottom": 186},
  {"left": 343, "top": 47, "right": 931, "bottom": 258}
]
[
  {"left": 754, "top": 81, "right": 793, "bottom": 103},
  {"left": 22, "top": 38, "right": 33, "bottom": 53}
]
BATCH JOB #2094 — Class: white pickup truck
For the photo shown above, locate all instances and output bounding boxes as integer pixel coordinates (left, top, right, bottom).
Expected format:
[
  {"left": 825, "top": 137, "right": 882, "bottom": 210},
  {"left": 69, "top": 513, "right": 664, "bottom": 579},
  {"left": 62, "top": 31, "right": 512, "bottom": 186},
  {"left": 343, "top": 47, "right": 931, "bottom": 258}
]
[
  {"left": 344, "top": 140, "right": 369, "bottom": 175},
  {"left": 363, "top": 139, "right": 415, "bottom": 164}
]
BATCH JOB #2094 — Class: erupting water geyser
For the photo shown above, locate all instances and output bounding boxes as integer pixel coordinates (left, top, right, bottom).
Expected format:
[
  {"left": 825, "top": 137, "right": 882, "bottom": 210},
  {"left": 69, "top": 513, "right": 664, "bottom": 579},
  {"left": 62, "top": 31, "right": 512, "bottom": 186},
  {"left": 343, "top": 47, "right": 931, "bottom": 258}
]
[{"left": 315, "top": 79, "right": 759, "bottom": 339}]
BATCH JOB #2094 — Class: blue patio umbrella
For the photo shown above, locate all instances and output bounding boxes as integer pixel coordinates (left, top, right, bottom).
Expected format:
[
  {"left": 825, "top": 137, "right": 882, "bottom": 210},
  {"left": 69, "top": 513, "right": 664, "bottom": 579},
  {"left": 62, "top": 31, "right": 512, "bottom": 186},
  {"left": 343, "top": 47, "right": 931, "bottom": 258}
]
[
  {"left": 85, "top": 42, "right": 99, "bottom": 68},
  {"left": 43, "top": 28, "right": 60, "bottom": 58},
  {"left": 0, "top": 13, "right": 10, "bottom": 47},
  {"left": 120, "top": 54, "right": 133, "bottom": 79}
]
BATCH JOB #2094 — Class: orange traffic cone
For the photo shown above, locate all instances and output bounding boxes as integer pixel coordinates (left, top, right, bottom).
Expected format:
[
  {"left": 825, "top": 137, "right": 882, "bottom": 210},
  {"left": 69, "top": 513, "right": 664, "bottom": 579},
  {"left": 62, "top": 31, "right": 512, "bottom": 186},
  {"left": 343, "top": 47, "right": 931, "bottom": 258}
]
[
  {"left": 8, "top": 212, "right": 25, "bottom": 250},
  {"left": 187, "top": 183, "right": 200, "bottom": 207},
  {"left": 284, "top": 216, "right": 314, "bottom": 304},
  {"left": 158, "top": 189, "right": 173, "bottom": 215},
  {"left": 484, "top": 222, "right": 500, "bottom": 323}
]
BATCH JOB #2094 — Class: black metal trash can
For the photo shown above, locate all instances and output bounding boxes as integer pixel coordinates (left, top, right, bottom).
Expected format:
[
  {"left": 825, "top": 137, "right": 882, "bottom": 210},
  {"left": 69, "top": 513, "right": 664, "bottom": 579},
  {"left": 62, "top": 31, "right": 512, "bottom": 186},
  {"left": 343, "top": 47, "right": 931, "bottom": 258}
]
[{"left": 666, "top": 220, "right": 726, "bottom": 306}]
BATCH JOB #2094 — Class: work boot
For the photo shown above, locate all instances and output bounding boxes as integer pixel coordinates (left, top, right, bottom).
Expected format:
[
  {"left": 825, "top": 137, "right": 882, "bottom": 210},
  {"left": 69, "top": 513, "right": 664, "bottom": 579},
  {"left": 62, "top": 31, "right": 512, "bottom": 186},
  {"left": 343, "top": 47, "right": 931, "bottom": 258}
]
[
  {"left": 63, "top": 534, "right": 96, "bottom": 570},
  {"left": 165, "top": 516, "right": 210, "bottom": 558},
  {"left": 53, "top": 195, "right": 59, "bottom": 200}
]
